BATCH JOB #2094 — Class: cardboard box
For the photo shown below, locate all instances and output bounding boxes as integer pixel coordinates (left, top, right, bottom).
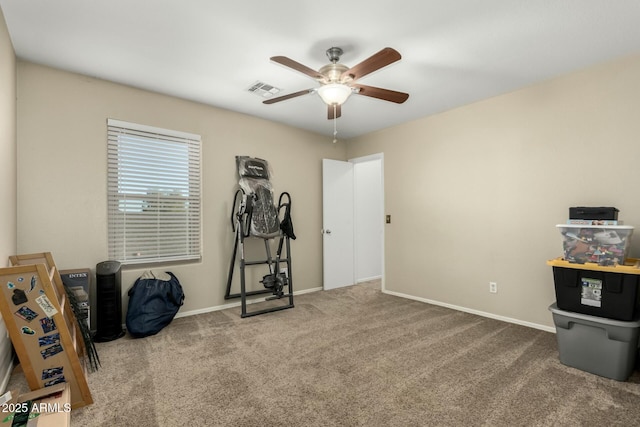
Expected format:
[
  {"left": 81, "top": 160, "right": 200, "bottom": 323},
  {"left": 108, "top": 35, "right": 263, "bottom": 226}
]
[
  {"left": 59, "top": 268, "right": 93, "bottom": 332},
  {"left": 0, "top": 383, "right": 71, "bottom": 426}
]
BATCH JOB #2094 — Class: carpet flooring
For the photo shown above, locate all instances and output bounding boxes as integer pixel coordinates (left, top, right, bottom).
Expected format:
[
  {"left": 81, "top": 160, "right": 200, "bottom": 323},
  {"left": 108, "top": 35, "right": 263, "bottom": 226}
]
[{"left": 7, "top": 281, "right": 640, "bottom": 426}]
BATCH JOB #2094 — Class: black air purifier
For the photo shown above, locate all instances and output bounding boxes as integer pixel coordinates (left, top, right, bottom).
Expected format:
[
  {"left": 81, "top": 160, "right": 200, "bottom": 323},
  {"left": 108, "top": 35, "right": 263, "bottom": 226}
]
[{"left": 95, "top": 260, "right": 125, "bottom": 342}]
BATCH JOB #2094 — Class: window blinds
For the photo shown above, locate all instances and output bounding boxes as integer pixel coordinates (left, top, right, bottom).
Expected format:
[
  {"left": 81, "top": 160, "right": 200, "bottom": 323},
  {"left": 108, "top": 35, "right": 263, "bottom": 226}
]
[{"left": 107, "top": 119, "right": 201, "bottom": 264}]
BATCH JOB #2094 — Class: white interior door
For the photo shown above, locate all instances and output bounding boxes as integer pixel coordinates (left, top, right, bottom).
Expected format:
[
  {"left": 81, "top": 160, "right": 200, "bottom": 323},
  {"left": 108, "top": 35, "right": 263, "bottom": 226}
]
[{"left": 322, "top": 159, "right": 354, "bottom": 290}]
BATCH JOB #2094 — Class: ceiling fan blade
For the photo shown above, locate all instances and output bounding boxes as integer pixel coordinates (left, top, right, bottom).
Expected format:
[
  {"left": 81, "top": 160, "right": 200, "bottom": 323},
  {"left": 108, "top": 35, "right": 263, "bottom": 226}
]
[
  {"left": 353, "top": 84, "right": 409, "bottom": 104},
  {"left": 327, "top": 104, "right": 342, "bottom": 120},
  {"left": 341, "top": 48, "right": 402, "bottom": 81},
  {"left": 270, "top": 56, "right": 325, "bottom": 81},
  {"left": 263, "top": 88, "right": 315, "bottom": 104}
]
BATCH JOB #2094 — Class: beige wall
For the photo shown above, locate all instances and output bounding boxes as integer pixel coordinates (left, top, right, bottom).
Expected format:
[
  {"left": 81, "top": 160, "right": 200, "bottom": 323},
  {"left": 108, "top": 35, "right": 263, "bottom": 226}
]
[
  {"left": 13, "top": 46, "right": 640, "bottom": 329},
  {"left": 0, "top": 7, "right": 16, "bottom": 390},
  {"left": 16, "top": 62, "right": 346, "bottom": 314},
  {"left": 347, "top": 54, "right": 640, "bottom": 328},
  {"left": 0, "top": 6, "right": 16, "bottom": 264}
]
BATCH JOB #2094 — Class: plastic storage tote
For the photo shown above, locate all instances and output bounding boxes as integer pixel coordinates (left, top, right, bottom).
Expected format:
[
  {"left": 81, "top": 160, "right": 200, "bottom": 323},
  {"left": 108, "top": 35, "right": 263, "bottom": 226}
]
[
  {"left": 547, "top": 258, "right": 640, "bottom": 321},
  {"left": 556, "top": 224, "right": 633, "bottom": 266},
  {"left": 549, "top": 303, "right": 640, "bottom": 381}
]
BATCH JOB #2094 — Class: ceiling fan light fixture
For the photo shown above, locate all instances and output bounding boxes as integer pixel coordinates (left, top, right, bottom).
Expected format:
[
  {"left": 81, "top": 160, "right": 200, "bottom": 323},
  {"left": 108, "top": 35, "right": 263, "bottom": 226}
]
[{"left": 317, "top": 83, "right": 352, "bottom": 106}]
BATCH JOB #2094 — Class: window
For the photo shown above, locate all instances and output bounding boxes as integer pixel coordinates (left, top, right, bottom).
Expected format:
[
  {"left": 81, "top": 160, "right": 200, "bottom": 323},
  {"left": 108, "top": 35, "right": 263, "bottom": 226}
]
[{"left": 107, "top": 119, "right": 201, "bottom": 264}]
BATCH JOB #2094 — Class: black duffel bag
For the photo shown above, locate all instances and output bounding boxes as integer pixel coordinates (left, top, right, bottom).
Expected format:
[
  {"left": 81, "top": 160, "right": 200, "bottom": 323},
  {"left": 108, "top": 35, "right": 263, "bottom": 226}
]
[{"left": 126, "top": 271, "right": 184, "bottom": 338}]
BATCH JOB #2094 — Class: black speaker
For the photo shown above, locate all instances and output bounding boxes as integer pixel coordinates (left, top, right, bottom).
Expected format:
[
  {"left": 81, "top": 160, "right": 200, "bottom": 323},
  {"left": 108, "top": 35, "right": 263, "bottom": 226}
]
[{"left": 95, "top": 260, "right": 125, "bottom": 342}]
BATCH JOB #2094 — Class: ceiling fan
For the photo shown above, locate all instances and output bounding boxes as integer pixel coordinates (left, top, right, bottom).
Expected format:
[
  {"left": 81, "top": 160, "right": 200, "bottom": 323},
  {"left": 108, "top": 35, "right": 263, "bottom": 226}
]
[{"left": 264, "top": 47, "right": 409, "bottom": 119}]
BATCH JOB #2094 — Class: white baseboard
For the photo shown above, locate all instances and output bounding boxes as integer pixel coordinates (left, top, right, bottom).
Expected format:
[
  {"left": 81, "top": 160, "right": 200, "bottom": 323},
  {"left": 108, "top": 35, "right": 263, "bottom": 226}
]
[
  {"left": 356, "top": 275, "right": 382, "bottom": 283},
  {"left": 174, "top": 286, "right": 323, "bottom": 319},
  {"left": 382, "top": 289, "right": 556, "bottom": 333},
  {"left": 174, "top": 285, "right": 555, "bottom": 333},
  {"left": 292, "top": 286, "right": 323, "bottom": 296}
]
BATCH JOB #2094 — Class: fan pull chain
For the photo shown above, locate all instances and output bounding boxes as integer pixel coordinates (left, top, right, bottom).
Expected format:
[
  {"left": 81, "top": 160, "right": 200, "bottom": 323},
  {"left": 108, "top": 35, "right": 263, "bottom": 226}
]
[{"left": 333, "top": 104, "right": 338, "bottom": 144}]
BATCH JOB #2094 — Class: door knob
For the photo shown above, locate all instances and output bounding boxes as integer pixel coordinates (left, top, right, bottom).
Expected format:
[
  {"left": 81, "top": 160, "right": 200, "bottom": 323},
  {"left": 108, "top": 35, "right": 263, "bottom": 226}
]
[{"left": 325, "top": 229, "right": 332, "bottom": 235}]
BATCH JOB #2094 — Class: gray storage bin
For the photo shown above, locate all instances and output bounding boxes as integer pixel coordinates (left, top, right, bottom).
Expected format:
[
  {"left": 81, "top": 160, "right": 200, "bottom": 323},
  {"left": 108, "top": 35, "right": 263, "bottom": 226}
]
[{"left": 549, "top": 303, "right": 640, "bottom": 381}]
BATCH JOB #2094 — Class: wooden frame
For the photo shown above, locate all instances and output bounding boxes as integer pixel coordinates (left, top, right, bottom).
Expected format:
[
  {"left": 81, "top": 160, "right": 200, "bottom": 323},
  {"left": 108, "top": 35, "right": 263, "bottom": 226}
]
[
  {"left": 9, "top": 253, "right": 86, "bottom": 359},
  {"left": 1, "top": 254, "right": 93, "bottom": 409}
]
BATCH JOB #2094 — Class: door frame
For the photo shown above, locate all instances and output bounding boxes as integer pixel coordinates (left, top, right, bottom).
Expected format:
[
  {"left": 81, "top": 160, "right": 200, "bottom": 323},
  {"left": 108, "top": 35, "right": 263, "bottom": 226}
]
[{"left": 349, "top": 153, "right": 385, "bottom": 292}]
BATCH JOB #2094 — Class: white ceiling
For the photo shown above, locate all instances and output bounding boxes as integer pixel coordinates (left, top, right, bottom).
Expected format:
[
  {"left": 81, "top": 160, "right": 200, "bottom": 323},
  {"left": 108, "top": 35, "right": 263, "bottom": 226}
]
[{"left": 2, "top": 0, "right": 640, "bottom": 139}]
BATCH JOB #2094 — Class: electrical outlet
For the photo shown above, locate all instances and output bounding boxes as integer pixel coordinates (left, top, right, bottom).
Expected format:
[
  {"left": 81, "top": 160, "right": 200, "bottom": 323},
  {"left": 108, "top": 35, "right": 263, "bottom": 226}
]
[
  {"left": 280, "top": 267, "right": 288, "bottom": 278},
  {"left": 489, "top": 282, "right": 497, "bottom": 293}
]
